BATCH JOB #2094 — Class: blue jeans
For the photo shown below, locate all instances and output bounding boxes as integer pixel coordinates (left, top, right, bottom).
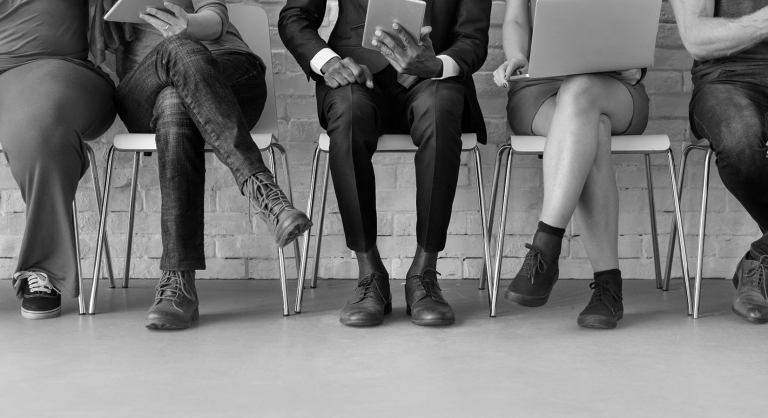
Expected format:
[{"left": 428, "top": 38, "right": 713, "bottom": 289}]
[
  {"left": 115, "top": 35, "right": 268, "bottom": 271},
  {"left": 690, "top": 66, "right": 768, "bottom": 256}
]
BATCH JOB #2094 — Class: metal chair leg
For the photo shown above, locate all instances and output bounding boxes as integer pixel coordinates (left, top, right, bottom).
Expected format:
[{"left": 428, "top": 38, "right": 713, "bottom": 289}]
[
  {"left": 666, "top": 150, "right": 693, "bottom": 315},
  {"left": 72, "top": 201, "right": 85, "bottom": 315},
  {"left": 85, "top": 144, "right": 115, "bottom": 288},
  {"left": 472, "top": 148, "right": 493, "bottom": 314},
  {"left": 482, "top": 144, "right": 511, "bottom": 292},
  {"left": 693, "top": 149, "right": 713, "bottom": 319},
  {"left": 644, "top": 154, "right": 663, "bottom": 289},
  {"left": 310, "top": 154, "right": 330, "bottom": 289},
  {"left": 271, "top": 143, "right": 302, "bottom": 278},
  {"left": 267, "top": 148, "right": 289, "bottom": 316},
  {"left": 295, "top": 146, "right": 322, "bottom": 313},
  {"left": 122, "top": 152, "right": 140, "bottom": 289},
  {"left": 663, "top": 144, "right": 696, "bottom": 290},
  {"left": 89, "top": 146, "right": 117, "bottom": 315},
  {"left": 492, "top": 148, "right": 515, "bottom": 317}
]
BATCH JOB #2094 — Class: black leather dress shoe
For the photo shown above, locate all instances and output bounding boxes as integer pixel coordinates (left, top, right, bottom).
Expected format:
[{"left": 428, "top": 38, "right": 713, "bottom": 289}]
[
  {"left": 340, "top": 272, "right": 392, "bottom": 326},
  {"left": 405, "top": 269, "right": 455, "bottom": 326},
  {"left": 732, "top": 253, "right": 768, "bottom": 324}
]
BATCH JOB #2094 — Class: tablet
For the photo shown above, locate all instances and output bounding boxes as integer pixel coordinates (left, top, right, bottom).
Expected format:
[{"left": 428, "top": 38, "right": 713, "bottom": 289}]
[
  {"left": 104, "top": 0, "right": 192, "bottom": 24},
  {"left": 362, "top": 0, "right": 426, "bottom": 50}
]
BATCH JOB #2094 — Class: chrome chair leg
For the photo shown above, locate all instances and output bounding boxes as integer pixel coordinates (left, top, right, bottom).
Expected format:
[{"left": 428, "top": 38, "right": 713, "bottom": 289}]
[
  {"left": 666, "top": 150, "right": 693, "bottom": 314},
  {"left": 271, "top": 143, "right": 302, "bottom": 277},
  {"left": 310, "top": 154, "right": 330, "bottom": 289},
  {"left": 472, "top": 148, "right": 493, "bottom": 313},
  {"left": 492, "top": 148, "right": 515, "bottom": 316},
  {"left": 89, "top": 146, "right": 117, "bottom": 315},
  {"left": 693, "top": 149, "right": 713, "bottom": 319},
  {"left": 122, "top": 152, "right": 140, "bottom": 288},
  {"left": 644, "top": 154, "right": 663, "bottom": 289},
  {"left": 663, "top": 144, "right": 696, "bottom": 290},
  {"left": 85, "top": 144, "right": 115, "bottom": 288},
  {"left": 481, "top": 144, "right": 510, "bottom": 291},
  {"left": 295, "top": 146, "right": 322, "bottom": 313},
  {"left": 267, "top": 148, "right": 289, "bottom": 316},
  {"left": 72, "top": 200, "right": 85, "bottom": 315}
]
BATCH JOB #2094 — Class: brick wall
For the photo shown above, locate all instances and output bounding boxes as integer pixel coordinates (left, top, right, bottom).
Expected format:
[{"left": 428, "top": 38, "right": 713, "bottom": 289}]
[{"left": 0, "top": 0, "right": 756, "bottom": 281}]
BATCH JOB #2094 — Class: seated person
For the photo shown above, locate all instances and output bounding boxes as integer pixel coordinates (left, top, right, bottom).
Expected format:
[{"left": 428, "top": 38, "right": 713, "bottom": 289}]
[
  {"left": 0, "top": 0, "right": 116, "bottom": 319},
  {"left": 114, "top": 1, "right": 311, "bottom": 330},
  {"left": 279, "top": 0, "right": 491, "bottom": 326},
  {"left": 494, "top": 0, "right": 649, "bottom": 329},
  {"left": 669, "top": 0, "right": 768, "bottom": 324}
]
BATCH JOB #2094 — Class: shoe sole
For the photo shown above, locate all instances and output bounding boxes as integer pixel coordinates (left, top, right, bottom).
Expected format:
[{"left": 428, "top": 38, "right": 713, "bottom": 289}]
[
  {"left": 405, "top": 305, "right": 455, "bottom": 326},
  {"left": 731, "top": 306, "right": 768, "bottom": 324},
  {"left": 577, "top": 311, "right": 623, "bottom": 329},
  {"left": 146, "top": 308, "right": 200, "bottom": 330},
  {"left": 504, "top": 289, "right": 551, "bottom": 307},
  {"left": 275, "top": 215, "right": 313, "bottom": 248},
  {"left": 21, "top": 306, "right": 61, "bottom": 320},
  {"left": 339, "top": 303, "right": 392, "bottom": 327}
]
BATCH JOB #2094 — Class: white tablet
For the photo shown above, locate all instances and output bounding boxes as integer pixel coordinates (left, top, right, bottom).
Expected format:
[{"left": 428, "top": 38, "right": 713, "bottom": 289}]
[
  {"left": 104, "top": 0, "right": 192, "bottom": 24},
  {"left": 362, "top": 0, "right": 426, "bottom": 50}
]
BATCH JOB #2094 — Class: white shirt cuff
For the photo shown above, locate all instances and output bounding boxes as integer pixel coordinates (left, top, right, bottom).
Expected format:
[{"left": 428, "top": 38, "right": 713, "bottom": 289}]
[
  {"left": 310, "top": 48, "right": 340, "bottom": 75},
  {"left": 433, "top": 55, "right": 460, "bottom": 79}
]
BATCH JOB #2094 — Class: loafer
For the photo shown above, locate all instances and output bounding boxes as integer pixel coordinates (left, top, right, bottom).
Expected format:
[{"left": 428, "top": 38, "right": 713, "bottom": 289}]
[
  {"left": 732, "top": 253, "right": 768, "bottom": 324},
  {"left": 340, "top": 272, "right": 391, "bottom": 326},
  {"left": 405, "top": 269, "right": 454, "bottom": 326}
]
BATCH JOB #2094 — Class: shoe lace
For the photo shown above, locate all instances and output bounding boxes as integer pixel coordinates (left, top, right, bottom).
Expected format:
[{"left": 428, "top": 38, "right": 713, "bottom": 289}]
[
  {"left": 356, "top": 275, "right": 384, "bottom": 299},
  {"left": 411, "top": 268, "right": 442, "bottom": 298},
  {"left": 521, "top": 244, "right": 549, "bottom": 284},
  {"left": 13, "top": 271, "right": 59, "bottom": 295},
  {"left": 245, "top": 174, "right": 292, "bottom": 227},
  {"left": 746, "top": 255, "right": 768, "bottom": 299},
  {"left": 155, "top": 271, "right": 195, "bottom": 310},
  {"left": 588, "top": 280, "right": 623, "bottom": 314}
]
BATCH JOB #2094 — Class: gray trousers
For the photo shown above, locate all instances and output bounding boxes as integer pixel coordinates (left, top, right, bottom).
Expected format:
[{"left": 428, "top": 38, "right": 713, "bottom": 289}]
[{"left": 0, "top": 59, "right": 116, "bottom": 298}]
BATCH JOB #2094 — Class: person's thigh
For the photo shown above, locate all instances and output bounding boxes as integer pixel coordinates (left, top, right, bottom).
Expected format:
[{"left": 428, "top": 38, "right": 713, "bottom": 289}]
[
  {"left": 403, "top": 78, "right": 464, "bottom": 141},
  {"left": 214, "top": 52, "right": 267, "bottom": 130},
  {"left": 690, "top": 82, "right": 767, "bottom": 152}
]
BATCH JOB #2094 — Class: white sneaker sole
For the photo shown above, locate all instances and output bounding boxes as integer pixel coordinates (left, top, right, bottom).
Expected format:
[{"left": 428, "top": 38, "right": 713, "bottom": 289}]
[{"left": 21, "top": 307, "right": 61, "bottom": 320}]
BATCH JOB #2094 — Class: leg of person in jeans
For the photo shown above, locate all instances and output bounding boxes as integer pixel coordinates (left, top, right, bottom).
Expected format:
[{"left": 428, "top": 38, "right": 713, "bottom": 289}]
[
  {"left": 0, "top": 59, "right": 115, "bottom": 319},
  {"left": 505, "top": 74, "right": 640, "bottom": 329},
  {"left": 690, "top": 81, "right": 768, "bottom": 323},
  {"left": 115, "top": 36, "right": 311, "bottom": 329}
]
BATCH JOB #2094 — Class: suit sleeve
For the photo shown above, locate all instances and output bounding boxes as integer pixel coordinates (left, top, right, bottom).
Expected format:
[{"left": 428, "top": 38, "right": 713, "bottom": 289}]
[
  {"left": 440, "top": 0, "right": 492, "bottom": 81},
  {"left": 278, "top": 0, "right": 330, "bottom": 81}
]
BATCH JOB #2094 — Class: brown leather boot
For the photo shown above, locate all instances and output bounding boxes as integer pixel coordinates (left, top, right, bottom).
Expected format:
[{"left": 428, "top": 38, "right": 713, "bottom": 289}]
[
  {"left": 146, "top": 271, "right": 199, "bottom": 330},
  {"left": 243, "top": 172, "right": 312, "bottom": 247},
  {"left": 732, "top": 253, "right": 768, "bottom": 324}
]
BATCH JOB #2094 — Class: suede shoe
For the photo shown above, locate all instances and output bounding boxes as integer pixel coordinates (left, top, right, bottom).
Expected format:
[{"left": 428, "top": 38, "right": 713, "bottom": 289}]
[
  {"left": 577, "top": 277, "right": 624, "bottom": 329},
  {"left": 14, "top": 271, "right": 61, "bottom": 320},
  {"left": 340, "top": 272, "right": 392, "bottom": 326},
  {"left": 243, "top": 172, "right": 312, "bottom": 248},
  {"left": 504, "top": 244, "right": 559, "bottom": 307},
  {"left": 405, "top": 269, "right": 455, "bottom": 326},
  {"left": 146, "top": 271, "right": 199, "bottom": 330},
  {"left": 732, "top": 253, "right": 768, "bottom": 324}
]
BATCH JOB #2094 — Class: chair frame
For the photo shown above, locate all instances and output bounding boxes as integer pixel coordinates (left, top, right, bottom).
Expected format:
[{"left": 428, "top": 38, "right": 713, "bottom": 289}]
[
  {"left": 293, "top": 133, "right": 494, "bottom": 315},
  {"left": 487, "top": 135, "right": 693, "bottom": 317}
]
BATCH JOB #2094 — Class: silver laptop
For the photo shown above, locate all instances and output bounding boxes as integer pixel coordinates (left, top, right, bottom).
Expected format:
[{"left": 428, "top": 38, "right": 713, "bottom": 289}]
[{"left": 508, "top": 0, "right": 661, "bottom": 80}]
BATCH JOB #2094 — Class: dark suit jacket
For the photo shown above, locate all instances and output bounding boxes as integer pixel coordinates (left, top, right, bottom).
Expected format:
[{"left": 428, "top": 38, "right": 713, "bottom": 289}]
[{"left": 278, "top": 0, "right": 492, "bottom": 143}]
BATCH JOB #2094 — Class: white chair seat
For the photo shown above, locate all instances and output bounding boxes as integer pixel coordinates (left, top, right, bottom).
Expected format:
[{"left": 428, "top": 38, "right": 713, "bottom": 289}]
[
  {"left": 509, "top": 134, "right": 670, "bottom": 154},
  {"left": 318, "top": 133, "right": 478, "bottom": 152},
  {"left": 113, "top": 133, "right": 276, "bottom": 152}
]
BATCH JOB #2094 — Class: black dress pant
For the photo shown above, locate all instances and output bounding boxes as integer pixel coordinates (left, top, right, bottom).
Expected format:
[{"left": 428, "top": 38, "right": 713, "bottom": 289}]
[{"left": 321, "top": 66, "right": 464, "bottom": 253}]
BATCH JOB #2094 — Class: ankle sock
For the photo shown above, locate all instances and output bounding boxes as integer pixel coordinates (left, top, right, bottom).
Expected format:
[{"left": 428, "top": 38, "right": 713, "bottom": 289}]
[
  {"left": 594, "top": 268, "right": 622, "bottom": 292},
  {"left": 532, "top": 221, "right": 565, "bottom": 262}
]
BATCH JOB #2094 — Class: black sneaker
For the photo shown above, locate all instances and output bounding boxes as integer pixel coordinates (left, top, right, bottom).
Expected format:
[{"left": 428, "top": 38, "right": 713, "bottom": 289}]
[
  {"left": 577, "top": 278, "right": 624, "bottom": 329},
  {"left": 504, "top": 244, "right": 559, "bottom": 307},
  {"left": 14, "top": 271, "right": 61, "bottom": 320}
]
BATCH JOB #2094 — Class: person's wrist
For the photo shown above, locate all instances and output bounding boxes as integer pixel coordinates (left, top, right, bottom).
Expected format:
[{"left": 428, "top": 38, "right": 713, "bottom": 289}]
[{"left": 431, "top": 56, "right": 444, "bottom": 78}]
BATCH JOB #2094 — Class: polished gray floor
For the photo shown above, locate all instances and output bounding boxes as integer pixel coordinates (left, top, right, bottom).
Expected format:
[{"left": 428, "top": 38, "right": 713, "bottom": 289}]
[{"left": 0, "top": 278, "right": 764, "bottom": 417}]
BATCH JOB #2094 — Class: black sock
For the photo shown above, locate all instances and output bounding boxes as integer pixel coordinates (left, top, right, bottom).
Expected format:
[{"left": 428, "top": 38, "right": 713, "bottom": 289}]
[
  {"left": 407, "top": 245, "right": 438, "bottom": 278},
  {"left": 532, "top": 221, "right": 565, "bottom": 262},
  {"left": 355, "top": 245, "right": 387, "bottom": 279},
  {"left": 594, "top": 268, "right": 622, "bottom": 292}
]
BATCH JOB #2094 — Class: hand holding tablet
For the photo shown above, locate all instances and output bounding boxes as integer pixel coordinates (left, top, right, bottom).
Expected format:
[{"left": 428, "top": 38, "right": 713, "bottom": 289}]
[{"left": 104, "top": 0, "right": 192, "bottom": 25}]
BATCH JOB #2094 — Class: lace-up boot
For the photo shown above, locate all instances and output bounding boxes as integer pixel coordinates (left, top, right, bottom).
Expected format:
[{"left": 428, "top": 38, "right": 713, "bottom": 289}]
[
  {"left": 578, "top": 274, "right": 624, "bottom": 329},
  {"left": 405, "top": 269, "right": 455, "bottom": 326},
  {"left": 15, "top": 271, "right": 61, "bottom": 320},
  {"left": 732, "top": 253, "right": 768, "bottom": 324},
  {"left": 504, "top": 240, "right": 560, "bottom": 307},
  {"left": 146, "top": 271, "right": 199, "bottom": 330},
  {"left": 243, "top": 172, "right": 312, "bottom": 248},
  {"left": 340, "top": 272, "right": 391, "bottom": 326}
]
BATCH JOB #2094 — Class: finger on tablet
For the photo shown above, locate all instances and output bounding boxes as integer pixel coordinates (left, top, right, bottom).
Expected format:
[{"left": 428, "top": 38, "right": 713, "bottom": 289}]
[
  {"left": 392, "top": 23, "right": 413, "bottom": 49},
  {"left": 164, "top": 2, "right": 185, "bottom": 18}
]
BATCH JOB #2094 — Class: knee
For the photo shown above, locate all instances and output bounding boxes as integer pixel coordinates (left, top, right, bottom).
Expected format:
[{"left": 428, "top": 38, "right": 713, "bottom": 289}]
[
  {"left": 325, "top": 84, "right": 379, "bottom": 128},
  {"left": 410, "top": 81, "right": 464, "bottom": 122},
  {"left": 557, "top": 74, "right": 602, "bottom": 109}
]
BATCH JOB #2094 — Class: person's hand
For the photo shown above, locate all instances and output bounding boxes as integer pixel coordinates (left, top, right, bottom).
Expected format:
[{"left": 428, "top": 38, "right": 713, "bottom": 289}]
[
  {"left": 320, "top": 57, "right": 374, "bottom": 89},
  {"left": 372, "top": 25, "right": 442, "bottom": 78},
  {"left": 140, "top": 2, "right": 189, "bottom": 37},
  {"left": 493, "top": 57, "right": 529, "bottom": 88}
]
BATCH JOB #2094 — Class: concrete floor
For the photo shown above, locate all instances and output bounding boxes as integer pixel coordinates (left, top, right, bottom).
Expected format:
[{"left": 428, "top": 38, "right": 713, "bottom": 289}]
[{"left": 0, "top": 278, "right": 764, "bottom": 418}]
